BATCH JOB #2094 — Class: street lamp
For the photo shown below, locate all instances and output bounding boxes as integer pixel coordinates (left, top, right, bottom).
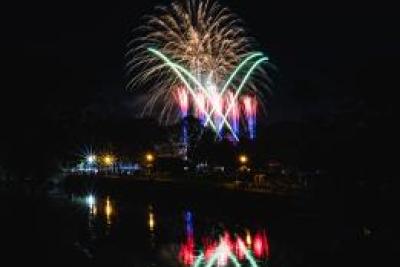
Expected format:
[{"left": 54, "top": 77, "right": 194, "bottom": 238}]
[
  {"left": 102, "top": 154, "right": 115, "bottom": 174},
  {"left": 145, "top": 153, "right": 155, "bottom": 163},
  {"left": 103, "top": 155, "right": 114, "bottom": 166},
  {"left": 86, "top": 154, "right": 96, "bottom": 164},
  {"left": 237, "top": 154, "right": 250, "bottom": 187},
  {"left": 145, "top": 153, "right": 155, "bottom": 178},
  {"left": 239, "top": 154, "right": 249, "bottom": 165}
]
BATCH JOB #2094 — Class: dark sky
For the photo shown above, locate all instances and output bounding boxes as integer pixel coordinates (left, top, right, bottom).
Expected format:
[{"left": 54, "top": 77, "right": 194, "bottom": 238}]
[{"left": 3, "top": 0, "right": 399, "bottom": 127}]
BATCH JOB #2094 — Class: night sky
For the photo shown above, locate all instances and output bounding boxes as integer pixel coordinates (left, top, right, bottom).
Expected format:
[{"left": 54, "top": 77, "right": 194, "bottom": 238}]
[
  {"left": 4, "top": 0, "right": 398, "bottom": 120},
  {"left": 2, "top": 0, "right": 398, "bottom": 166}
]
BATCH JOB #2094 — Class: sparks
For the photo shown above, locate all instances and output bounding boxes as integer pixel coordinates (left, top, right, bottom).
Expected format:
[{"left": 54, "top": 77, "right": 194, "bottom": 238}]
[{"left": 127, "top": 0, "right": 272, "bottom": 141}]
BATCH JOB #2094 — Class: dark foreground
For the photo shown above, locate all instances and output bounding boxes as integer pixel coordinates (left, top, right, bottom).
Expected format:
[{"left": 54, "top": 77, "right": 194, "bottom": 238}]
[{"left": 1, "top": 177, "right": 397, "bottom": 267}]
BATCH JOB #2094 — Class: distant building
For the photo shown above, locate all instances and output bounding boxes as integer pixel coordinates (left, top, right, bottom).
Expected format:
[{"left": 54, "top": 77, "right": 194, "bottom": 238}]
[{"left": 154, "top": 142, "right": 187, "bottom": 160}]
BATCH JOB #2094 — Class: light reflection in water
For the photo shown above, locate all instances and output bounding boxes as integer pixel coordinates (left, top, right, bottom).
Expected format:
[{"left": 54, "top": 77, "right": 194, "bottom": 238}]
[
  {"left": 83, "top": 194, "right": 117, "bottom": 239},
  {"left": 104, "top": 196, "right": 113, "bottom": 226},
  {"left": 148, "top": 208, "right": 155, "bottom": 232},
  {"left": 180, "top": 211, "right": 195, "bottom": 265},
  {"left": 86, "top": 194, "right": 97, "bottom": 241},
  {"left": 78, "top": 195, "right": 270, "bottom": 267},
  {"left": 86, "top": 194, "right": 97, "bottom": 216},
  {"left": 88, "top": 196, "right": 97, "bottom": 216},
  {"left": 178, "top": 214, "right": 270, "bottom": 267},
  {"left": 147, "top": 205, "right": 156, "bottom": 250},
  {"left": 245, "top": 230, "right": 252, "bottom": 247}
]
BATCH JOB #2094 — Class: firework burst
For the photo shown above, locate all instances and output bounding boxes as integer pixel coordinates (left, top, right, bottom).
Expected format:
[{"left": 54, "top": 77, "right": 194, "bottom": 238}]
[{"left": 127, "top": 0, "right": 271, "bottom": 139}]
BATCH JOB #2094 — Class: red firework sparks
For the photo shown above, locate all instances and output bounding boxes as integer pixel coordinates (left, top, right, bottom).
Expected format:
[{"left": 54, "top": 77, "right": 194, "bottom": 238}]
[{"left": 175, "top": 86, "right": 189, "bottom": 117}]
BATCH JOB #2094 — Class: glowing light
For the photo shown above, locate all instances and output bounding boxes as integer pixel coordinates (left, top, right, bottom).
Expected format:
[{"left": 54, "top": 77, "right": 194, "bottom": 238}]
[
  {"left": 238, "top": 238, "right": 258, "bottom": 267},
  {"left": 127, "top": 0, "right": 273, "bottom": 141},
  {"left": 128, "top": 0, "right": 265, "bottom": 124},
  {"left": 195, "top": 92, "right": 207, "bottom": 124},
  {"left": 175, "top": 213, "right": 271, "bottom": 267},
  {"left": 253, "top": 233, "right": 264, "bottom": 258},
  {"left": 204, "top": 240, "right": 218, "bottom": 260},
  {"left": 239, "top": 155, "right": 249, "bottom": 164},
  {"left": 103, "top": 155, "right": 114, "bottom": 166},
  {"left": 205, "top": 243, "right": 223, "bottom": 267},
  {"left": 179, "top": 237, "right": 195, "bottom": 265},
  {"left": 185, "top": 211, "right": 194, "bottom": 236},
  {"left": 90, "top": 205, "right": 97, "bottom": 216},
  {"left": 147, "top": 48, "right": 266, "bottom": 141},
  {"left": 227, "top": 251, "right": 241, "bottom": 267},
  {"left": 217, "top": 240, "right": 229, "bottom": 267},
  {"left": 105, "top": 197, "right": 113, "bottom": 224},
  {"left": 205, "top": 52, "right": 265, "bottom": 125},
  {"left": 176, "top": 86, "right": 189, "bottom": 144},
  {"left": 217, "top": 233, "right": 235, "bottom": 267},
  {"left": 146, "top": 48, "right": 218, "bottom": 131},
  {"left": 86, "top": 194, "right": 95, "bottom": 207},
  {"left": 145, "top": 153, "right": 155, "bottom": 163},
  {"left": 245, "top": 230, "right": 252, "bottom": 246},
  {"left": 178, "top": 229, "right": 270, "bottom": 267},
  {"left": 243, "top": 95, "right": 257, "bottom": 140},
  {"left": 203, "top": 237, "right": 242, "bottom": 267},
  {"left": 149, "top": 48, "right": 262, "bottom": 139},
  {"left": 86, "top": 154, "right": 96, "bottom": 164},
  {"left": 235, "top": 237, "right": 245, "bottom": 260},
  {"left": 193, "top": 253, "right": 205, "bottom": 267},
  {"left": 210, "top": 88, "right": 224, "bottom": 135},
  {"left": 86, "top": 194, "right": 96, "bottom": 216},
  {"left": 263, "top": 230, "right": 270, "bottom": 258},
  {"left": 148, "top": 212, "right": 155, "bottom": 231},
  {"left": 176, "top": 86, "right": 189, "bottom": 117},
  {"left": 227, "top": 91, "right": 240, "bottom": 138},
  {"left": 180, "top": 211, "right": 196, "bottom": 266},
  {"left": 219, "top": 57, "right": 268, "bottom": 134}
]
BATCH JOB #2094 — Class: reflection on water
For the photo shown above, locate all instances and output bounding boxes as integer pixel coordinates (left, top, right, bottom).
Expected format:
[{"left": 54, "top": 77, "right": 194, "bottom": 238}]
[
  {"left": 74, "top": 194, "right": 271, "bottom": 267},
  {"left": 86, "top": 194, "right": 97, "bottom": 216},
  {"left": 72, "top": 194, "right": 118, "bottom": 240},
  {"left": 179, "top": 227, "right": 270, "bottom": 267},
  {"left": 85, "top": 194, "right": 97, "bottom": 241},
  {"left": 148, "top": 205, "right": 155, "bottom": 232},
  {"left": 81, "top": 194, "right": 116, "bottom": 227},
  {"left": 245, "top": 230, "right": 252, "bottom": 247},
  {"left": 148, "top": 204, "right": 156, "bottom": 249},
  {"left": 104, "top": 196, "right": 113, "bottom": 226},
  {"left": 180, "top": 211, "right": 195, "bottom": 265}
]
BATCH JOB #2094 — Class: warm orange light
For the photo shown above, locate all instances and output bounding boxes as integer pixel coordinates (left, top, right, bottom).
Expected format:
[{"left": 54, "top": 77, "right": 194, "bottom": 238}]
[
  {"left": 239, "top": 154, "right": 248, "bottom": 164},
  {"left": 146, "top": 153, "right": 155, "bottom": 163},
  {"left": 103, "top": 155, "right": 114, "bottom": 166},
  {"left": 148, "top": 212, "right": 155, "bottom": 231},
  {"left": 105, "top": 198, "right": 113, "bottom": 217},
  {"left": 245, "top": 230, "right": 252, "bottom": 246}
]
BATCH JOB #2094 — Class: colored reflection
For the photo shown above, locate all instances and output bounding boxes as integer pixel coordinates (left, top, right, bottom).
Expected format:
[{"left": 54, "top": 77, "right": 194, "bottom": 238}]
[
  {"left": 235, "top": 237, "right": 245, "bottom": 260},
  {"left": 178, "top": 226, "right": 270, "bottom": 267},
  {"left": 179, "top": 237, "right": 195, "bottom": 265},
  {"left": 253, "top": 232, "right": 264, "bottom": 258},
  {"left": 179, "top": 211, "right": 195, "bottom": 265},
  {"left": 185, "top": 211, "right": 194, "bottom": 236}
]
